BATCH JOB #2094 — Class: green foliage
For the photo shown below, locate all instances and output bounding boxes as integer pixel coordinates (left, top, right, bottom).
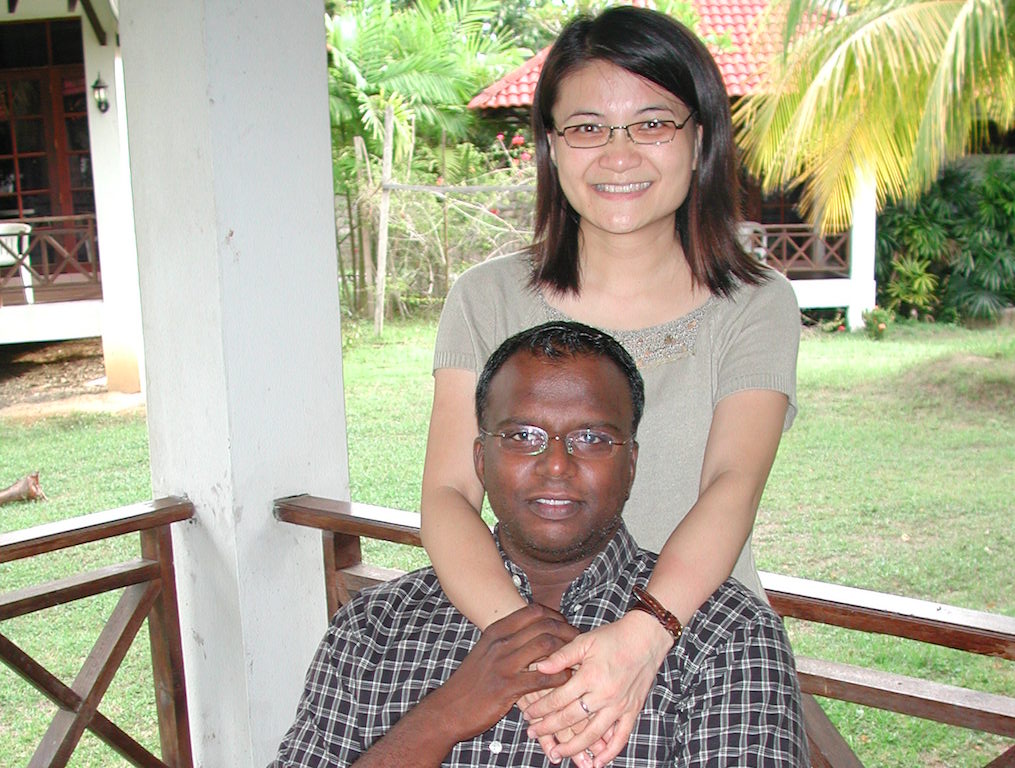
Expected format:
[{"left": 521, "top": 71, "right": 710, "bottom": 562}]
[
  {"left": 883, "top": 254, "right": 940, "bottom": 316},
  {"left": 486, "top": 0, "right": 712, "bottom": 53},
  {"left": 861, "top": 305, "right": 895, "bottom": 338},
  {"left": 325, "top": 0, "right": 521, "bottom": 160},
  {"left": 945, "top": 158, "right": 1015, "bottom": 319},
  {"left": 876, "top": 159, "right": 1015, "bottom": 322}
]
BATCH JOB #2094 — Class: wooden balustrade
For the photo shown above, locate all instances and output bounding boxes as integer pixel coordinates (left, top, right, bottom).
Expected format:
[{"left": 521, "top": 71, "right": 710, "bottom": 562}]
[
  {"left": 274, "top": 493, "right": 1015, "bottom": 768},
  {"left": 0, "top": 497, "right": 194, "bottom": 768},
  {"left": 739, "top": 223, "right": 851, "bottom": 279},
  {"left": 0, "top": 215, "right": 101, "bottom": 305}
]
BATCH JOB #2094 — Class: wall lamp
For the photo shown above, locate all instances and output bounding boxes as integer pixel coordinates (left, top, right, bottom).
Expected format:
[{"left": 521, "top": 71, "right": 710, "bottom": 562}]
[{"left": 92, "top": 74, "right": 109, "bottom": 114}]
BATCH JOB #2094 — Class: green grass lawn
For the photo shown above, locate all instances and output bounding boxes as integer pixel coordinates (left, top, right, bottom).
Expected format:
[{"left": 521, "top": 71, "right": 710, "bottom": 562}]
[{"left": 1, "top": 318, "right": 1013, "bottom": 766}]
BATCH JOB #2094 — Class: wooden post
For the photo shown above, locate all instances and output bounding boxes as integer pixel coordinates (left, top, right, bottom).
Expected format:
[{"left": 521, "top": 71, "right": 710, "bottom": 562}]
[
  {"left": 353, "top": 136, "right": 374, "bottom": 317},
  {"left": 374, "top": 106, "right": 394, "bottom": 335}
]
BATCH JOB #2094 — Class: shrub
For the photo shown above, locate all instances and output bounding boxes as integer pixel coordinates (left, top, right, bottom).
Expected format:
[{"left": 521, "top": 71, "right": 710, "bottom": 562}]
[
  {"left": 861, "top": 305, "right": 893, "bottom": 339},
  {"left": 876, "top": 159, "right": 1015, "bottom": 322}
]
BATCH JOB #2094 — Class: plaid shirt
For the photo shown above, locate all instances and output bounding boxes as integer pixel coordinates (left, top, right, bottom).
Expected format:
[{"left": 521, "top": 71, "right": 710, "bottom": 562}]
[{"left": 270, "top": 525, "right": 808, "bottom": 767}]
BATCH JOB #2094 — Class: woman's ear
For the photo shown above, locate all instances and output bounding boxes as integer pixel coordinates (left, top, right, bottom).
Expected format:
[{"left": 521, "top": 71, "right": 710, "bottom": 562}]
[
  {"left": 548, "top": 132, "right": 557, "bottom": 166},
  {"left": 692, "top": 124, "right": 702, "bottom": 170}
]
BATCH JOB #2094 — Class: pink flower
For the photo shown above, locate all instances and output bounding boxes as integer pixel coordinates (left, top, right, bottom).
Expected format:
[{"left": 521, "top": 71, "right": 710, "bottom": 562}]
[
  {"left": 511, "top": 134, "right": 525, "bottom": 146},
  {"left": 520, "top": 151, "right": 531, "bottom": 162},
  {"left": 489, "top": 207, "right": 500, "bottom": 215},
  {"left": 496, "top": 133, "right": 505, "bottom": 142},
  {"left": 436, "top": 176, "right": 444, "bottom": 186},
  {"left": 837, "top": 325, "right": 845, "bottom": 332}
]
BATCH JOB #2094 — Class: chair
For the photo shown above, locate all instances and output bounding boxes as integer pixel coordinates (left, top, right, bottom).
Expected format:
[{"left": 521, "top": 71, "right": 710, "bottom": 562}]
[
  {"left": 737, "top": 220, "right": 768, "bottom": 262},
  {"left": 0, "top": 221, "right": 34, "bottom": 304}
]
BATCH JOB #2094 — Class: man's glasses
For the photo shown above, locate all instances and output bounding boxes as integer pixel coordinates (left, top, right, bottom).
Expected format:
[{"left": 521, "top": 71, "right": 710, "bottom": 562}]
[
  {"left": 479, "top": 425, "right": 633, "bottom": 459},
  {"left": 554, "top": 114, "right": 696, "bottom": 149}
]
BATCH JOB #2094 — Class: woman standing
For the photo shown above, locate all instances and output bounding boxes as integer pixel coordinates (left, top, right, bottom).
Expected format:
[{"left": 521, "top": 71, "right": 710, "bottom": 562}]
[{"left": 421, "top": 7, "right": 800, "bottom": 765}]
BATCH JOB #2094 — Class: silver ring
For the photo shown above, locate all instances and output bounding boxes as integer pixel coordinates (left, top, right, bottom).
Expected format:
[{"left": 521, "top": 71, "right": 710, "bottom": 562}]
[
  {"left": 579, "top": 697, "right": 592, "bottom": 716},
  {"left": 585, "top": 747, "right": 596, "bottom": 761}
]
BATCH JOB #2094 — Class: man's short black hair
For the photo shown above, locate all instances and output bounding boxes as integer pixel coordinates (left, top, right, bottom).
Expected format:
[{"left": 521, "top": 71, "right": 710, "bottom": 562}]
[{"left": 475, "top": 321, "right": 644, "bottom": 433}]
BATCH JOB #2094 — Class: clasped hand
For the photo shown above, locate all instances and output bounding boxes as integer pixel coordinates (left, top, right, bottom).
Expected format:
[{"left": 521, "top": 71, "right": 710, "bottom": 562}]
[
  {"left": 430, "top": 604, "right": 578, "bottom": 745},
  {"left": 517, "top": 611, "right": 675, "bottom": 767}
]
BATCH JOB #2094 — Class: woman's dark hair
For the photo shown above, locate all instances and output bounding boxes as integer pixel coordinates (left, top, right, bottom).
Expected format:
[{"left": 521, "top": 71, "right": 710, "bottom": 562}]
[
  {"left": 475, "top": 321, "right": 644, "bottom": 435},
  {"left": 529, "top": 5, "right": 766, "bottom": 297}
]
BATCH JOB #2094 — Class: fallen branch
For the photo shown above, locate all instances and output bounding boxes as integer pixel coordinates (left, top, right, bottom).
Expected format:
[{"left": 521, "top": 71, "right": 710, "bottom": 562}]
[{"left": 0, "top": 471, "right": 48, "bottom": 507}]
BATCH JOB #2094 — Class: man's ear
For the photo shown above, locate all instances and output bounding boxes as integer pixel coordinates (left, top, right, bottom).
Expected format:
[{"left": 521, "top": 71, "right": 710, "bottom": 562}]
[{"left": 473, "top": 437, "right": 486, "bottom": 488}]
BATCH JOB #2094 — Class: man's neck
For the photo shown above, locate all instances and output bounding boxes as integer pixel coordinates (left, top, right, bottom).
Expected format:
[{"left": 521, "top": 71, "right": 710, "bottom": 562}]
[{"left": 527, "top": 560, "right": 592, "bottom": 609}]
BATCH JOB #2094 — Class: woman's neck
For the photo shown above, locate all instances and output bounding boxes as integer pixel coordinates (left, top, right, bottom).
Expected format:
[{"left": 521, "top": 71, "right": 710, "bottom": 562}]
[{"left": 545, "top": 227, "right": 709, "bottom": 331}]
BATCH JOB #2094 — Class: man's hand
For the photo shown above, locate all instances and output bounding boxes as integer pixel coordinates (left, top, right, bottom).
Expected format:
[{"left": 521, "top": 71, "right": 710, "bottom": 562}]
[
  {"left": 429, "top": 603, "right": 580, "bottom": 743},
  {"left": 350, "top": 604, "right": 579, "bottom": 767}
]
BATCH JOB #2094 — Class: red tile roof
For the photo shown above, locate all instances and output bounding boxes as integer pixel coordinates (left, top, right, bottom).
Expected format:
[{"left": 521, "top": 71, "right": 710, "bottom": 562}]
[
  {"left": 700, "top": 0, "right": 777, "bottom": 95},
  {"left": 467, "top": 0, "right": 777, "bottom": 109},
  {"left": 468, "top": 47, "right": 549, "bottom": 110}
]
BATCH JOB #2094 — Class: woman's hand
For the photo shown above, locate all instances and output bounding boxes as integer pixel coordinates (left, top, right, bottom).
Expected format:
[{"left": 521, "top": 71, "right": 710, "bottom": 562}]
[
  {"left": 518, "top": 687, "right": 611, "bottom": 768},
  {"left": 520, "top": 611, "right": 674, "bottom": 766}
]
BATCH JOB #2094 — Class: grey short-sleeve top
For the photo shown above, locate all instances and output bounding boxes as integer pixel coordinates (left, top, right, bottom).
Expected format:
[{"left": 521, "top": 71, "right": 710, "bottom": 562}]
[{"left": 434, "top": 253, "right": 800, "bottom": 597}]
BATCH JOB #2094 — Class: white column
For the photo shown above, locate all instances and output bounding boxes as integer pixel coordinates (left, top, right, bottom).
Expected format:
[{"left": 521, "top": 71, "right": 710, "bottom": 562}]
[
  {"left": 83, "top": 7, "right": 145, "bottom": 393},
  {"left": 847, "top": 164, "right": 878, "bottom": 329},
  {"left": 119, "top": 2, "right": 348, "bottom": 765}
]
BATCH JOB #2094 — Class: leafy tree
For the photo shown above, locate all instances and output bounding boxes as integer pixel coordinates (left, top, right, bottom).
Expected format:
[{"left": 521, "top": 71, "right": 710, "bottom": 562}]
[
  {"left": 733, "top": 0, "right": 1015, "bottom": 233},
  {"left": 326, "top": 0, "right": 520, "bottom": 154},
  {"left": 324, "top": 0, "right": 521, "bottom": 312}
]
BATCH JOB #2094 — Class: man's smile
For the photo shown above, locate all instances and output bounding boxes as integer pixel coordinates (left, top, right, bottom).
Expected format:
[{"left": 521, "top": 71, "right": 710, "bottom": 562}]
[{"left": 529, "top": 495, "right": 581, "bottom": 520}]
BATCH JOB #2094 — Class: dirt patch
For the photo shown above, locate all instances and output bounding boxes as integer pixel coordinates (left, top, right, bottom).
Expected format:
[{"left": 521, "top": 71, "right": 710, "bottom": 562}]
[
  {"left": 898, "top": 351, "right": 1015, "bottom": 413},
  {"left": 0, "top": 338, "right": 144, "bottom": 419}
]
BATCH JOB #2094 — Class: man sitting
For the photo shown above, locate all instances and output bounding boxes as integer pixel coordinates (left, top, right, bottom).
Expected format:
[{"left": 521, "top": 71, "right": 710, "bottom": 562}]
[{"left": 270, "top": 321, "right": 808, "bottom": 767}]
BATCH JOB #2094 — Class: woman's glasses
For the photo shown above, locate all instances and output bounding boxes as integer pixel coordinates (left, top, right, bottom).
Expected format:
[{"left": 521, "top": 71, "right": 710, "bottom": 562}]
[
  {"left": 479, "top": 425, "right": 633, "bottom": 459},
  {"left": 554, "top": 114, "right": 696, "bottom": 149}
]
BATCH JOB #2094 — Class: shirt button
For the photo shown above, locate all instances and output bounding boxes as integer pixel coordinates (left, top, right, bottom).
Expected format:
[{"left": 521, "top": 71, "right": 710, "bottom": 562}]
[
  {"left": 511, "top": 574, "right": 523, "bottom": 588},
  {"left": 489, "top": 740, "right": 503, "bottom": 754}
]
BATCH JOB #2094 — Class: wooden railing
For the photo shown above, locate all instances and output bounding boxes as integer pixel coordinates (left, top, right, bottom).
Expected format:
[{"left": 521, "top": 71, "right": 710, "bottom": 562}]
[
  {"left": 274, "top": 494, "right": 1015, "bottom": 768},
  {"left": 0, "top": 497, "right": 194, "bottom": 768},
  {"left": 0, "top": 215, "right": 101, "bottom": 305},
  {"left": 741, "top": 223, "right": 851, "bottom": 279}
]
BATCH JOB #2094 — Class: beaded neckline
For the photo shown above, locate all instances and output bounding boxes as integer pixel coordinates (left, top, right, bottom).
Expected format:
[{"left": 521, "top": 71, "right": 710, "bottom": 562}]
[{"left": 536, "top": 290, "right": 717, "bottom": 368}]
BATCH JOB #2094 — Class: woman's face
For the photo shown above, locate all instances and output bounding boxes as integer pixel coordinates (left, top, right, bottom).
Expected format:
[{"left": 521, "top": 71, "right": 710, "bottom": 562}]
[{"left": 548, "top": 60, "right": 698, "bottom": 247}]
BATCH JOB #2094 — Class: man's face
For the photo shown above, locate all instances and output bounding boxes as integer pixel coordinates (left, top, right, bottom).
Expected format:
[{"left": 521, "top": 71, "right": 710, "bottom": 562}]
[{"left": 474, "top": 351, "right": 638, "bottom": 567}]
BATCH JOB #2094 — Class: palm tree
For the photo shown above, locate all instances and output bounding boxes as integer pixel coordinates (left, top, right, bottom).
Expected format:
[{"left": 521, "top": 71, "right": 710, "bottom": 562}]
[
  {"left": 326, "top": 0, "right": 518, "bottom": 155},
  {"left": 324, "top": 0, "right": 520, "bottom": 312},
  {"left": 733, "top": 0, "right": 1015, "bottom": 233}
]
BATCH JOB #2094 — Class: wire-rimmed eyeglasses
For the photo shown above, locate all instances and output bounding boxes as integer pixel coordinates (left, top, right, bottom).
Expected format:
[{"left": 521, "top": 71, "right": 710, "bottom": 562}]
[
  {"left": 554, "top": 114, "right": 696, "bottom": 149},
  {"left": 478, "top": 425, "right": 634, "bottom": 459}
]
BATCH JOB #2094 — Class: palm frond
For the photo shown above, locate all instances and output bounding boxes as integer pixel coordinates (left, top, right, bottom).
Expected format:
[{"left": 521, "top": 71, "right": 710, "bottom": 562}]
[{"left": 736, "top": 0, "right": 1015, "bottom": 232}]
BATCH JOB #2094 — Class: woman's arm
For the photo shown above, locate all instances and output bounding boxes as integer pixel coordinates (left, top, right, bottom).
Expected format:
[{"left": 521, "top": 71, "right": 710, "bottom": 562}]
[
  {"left": 523, "top": 389, "right": 789, "bottom": 765},
  {"left": 420, "top": 368, "right": 528, "bottom": 629},
  {"left": 647, "top": 388, "right": 788, "bottom": 620}
]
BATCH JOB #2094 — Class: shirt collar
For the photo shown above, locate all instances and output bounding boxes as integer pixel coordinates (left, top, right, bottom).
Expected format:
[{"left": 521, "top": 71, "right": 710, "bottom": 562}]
[{"left": 494, "top": 523, "right": 640, "bottom": 611}]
